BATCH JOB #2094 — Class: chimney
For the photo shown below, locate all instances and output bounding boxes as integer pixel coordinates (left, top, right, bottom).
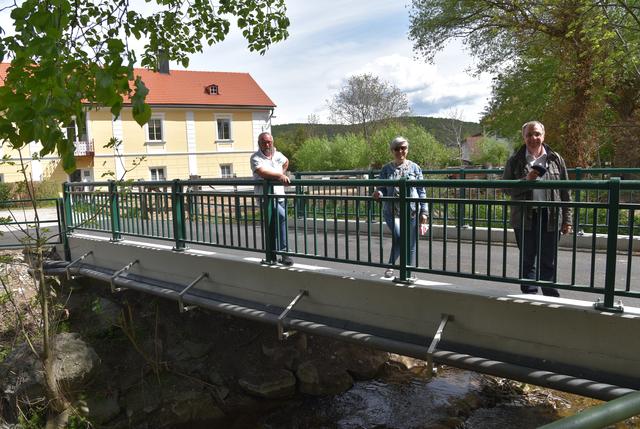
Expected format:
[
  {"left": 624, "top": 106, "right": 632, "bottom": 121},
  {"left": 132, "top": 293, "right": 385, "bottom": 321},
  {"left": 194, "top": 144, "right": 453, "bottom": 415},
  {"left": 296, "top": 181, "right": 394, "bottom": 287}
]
[{"left": 158, "top": 50, "right": 170, "bottom": 74}]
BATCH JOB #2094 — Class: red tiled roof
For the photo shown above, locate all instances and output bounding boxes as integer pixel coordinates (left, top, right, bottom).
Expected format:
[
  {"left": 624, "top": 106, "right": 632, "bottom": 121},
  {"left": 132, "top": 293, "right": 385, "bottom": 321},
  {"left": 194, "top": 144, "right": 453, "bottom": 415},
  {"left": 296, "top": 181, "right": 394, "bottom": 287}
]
[
  {"left": 0, "top": 63, "right": 276, "bottom": 108},
  {"left": 133, "top": 67, "right": 276, "bottom": 108}
]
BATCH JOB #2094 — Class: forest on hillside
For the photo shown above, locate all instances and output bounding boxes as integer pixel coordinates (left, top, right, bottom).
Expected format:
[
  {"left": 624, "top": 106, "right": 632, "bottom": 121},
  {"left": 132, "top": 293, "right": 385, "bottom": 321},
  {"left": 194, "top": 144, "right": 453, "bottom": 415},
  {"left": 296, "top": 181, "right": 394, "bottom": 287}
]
[{"left": 272, "top": 116, "right": 481, "bottom": 147}]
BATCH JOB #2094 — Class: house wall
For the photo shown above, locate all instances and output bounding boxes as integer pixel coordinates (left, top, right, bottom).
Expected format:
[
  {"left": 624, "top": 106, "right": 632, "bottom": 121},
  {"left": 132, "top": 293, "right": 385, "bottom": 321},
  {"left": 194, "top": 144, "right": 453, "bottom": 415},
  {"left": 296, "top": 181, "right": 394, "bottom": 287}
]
[{"left": 0, "top": 106, "right": 271, "bottom": 184}]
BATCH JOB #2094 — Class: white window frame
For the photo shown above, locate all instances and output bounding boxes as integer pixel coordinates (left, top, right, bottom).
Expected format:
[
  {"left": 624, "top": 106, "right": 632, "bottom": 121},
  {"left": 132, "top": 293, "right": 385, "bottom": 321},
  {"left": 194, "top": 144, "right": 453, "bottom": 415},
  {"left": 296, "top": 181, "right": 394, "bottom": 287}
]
[
  {"left": 144, "top": 114, "right": 165, "bottom": 144},
  {"left": 214, "top": 113, "right": 233, "bottom": 145},
  {"left": 220, "top": 163, "right": 233, "bottom": 178},
  {"left": 149, "top": 167, "right": 166, "bottom": 181},
  {"left": 208, "top": 84, "right": 219, "bottom": 95}
]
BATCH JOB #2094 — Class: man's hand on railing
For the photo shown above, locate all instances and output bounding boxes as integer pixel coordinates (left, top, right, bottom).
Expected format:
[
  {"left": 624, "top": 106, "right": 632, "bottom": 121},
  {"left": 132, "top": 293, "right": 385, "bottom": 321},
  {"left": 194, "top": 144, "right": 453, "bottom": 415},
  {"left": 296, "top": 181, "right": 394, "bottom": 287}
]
[
  {"left": 278, "top": 174, "right": 291, "bottom": 185},
  {"left": 372, "top": 190, "right": 382, "bottom": 201}
]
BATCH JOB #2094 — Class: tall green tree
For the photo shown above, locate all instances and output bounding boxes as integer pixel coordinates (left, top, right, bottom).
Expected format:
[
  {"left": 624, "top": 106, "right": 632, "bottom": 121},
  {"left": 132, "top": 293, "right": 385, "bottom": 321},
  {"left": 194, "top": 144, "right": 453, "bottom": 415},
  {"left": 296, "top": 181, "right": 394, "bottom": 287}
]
[
  {"left": 0, "top": 1, "right": 289, "bottom": 425},
  {"left": 0, "top": 0, "right": 290, "bottom": 172},
  {"left": 327, "top": 73, "right": 410, "bottom": 163},
  {"left": 409, "top": 0, "right": 640, "bottom": 167}
]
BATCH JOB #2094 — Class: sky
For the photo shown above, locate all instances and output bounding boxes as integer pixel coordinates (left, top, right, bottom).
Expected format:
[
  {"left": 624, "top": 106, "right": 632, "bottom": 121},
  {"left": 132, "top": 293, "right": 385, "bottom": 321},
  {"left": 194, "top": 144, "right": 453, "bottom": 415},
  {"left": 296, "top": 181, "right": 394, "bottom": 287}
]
[{"left": 183, "top": 1, "right": 494, "bottom": 125}]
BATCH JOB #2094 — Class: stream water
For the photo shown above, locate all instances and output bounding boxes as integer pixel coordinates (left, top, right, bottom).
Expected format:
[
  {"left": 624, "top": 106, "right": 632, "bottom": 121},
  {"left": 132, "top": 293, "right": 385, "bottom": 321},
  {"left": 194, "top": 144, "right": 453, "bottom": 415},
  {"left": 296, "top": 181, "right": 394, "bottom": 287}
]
[{"left": 216, "top": 366, "right": 639, "bottom": 429}]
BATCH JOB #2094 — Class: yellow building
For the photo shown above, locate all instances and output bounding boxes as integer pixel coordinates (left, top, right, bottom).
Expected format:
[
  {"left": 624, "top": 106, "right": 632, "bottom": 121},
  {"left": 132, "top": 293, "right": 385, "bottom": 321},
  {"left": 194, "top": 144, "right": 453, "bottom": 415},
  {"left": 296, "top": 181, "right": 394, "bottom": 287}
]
[{"left": 0, "top": 63, "right": 276, "bottom": 185}]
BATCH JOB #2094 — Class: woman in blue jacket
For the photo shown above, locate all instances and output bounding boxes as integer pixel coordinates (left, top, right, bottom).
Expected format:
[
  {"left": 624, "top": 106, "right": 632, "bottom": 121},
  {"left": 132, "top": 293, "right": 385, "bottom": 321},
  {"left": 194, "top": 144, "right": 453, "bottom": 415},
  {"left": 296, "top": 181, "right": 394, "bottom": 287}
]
[{"left": 372, "top": 136, "right": 428, "bottom": 278}]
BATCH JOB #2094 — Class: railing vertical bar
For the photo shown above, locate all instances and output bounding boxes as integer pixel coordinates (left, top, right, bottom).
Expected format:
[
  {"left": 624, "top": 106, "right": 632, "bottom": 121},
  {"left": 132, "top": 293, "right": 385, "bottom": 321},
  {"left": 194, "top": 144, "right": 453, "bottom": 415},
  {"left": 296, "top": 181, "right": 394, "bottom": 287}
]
[
  {"left": 221, "top": 194, "right": 227, "bottom": 246},
  {"left": 590, "top": 206, "right": 597, "bottom": 288},
  {"left": 602, "top": 178, "right": 620, "bottom": 309},
  {"left": 398, "top": 177, "right": 408, "bottom": 281},
  {"left": 471, "top": 202, "right": 477, "bottom": 275},
  {"left": 487, "top": 202, "right": 492, "bottom": 276},
  {"left": 293, "top": 194, "right": 299, "bottom": 254},
  {"left": 427, "top": 201, "right": 433, "bottom": 269},
  {"left": 333, "top": 198, "right": 338, "bottom": 258},
  {"left": 109, "top": 181, "right": 121, "bottom": 242},
  {"left": 442, "top": 201, "right": 448, "bottom": 271},
  {"left": 344, "top": 198, "right": 349, "bottom": 261},
  {"left": 535, "top": 203, "right": 542, "bottom": 281},
  {"left": 242, "top": 195, "right": 248, "bottom": 248},
  {"left": 502, "top": 201, "right": 508, "bottom": 278},
  {"left": 355, "top": 195, "right": 361, "bottom": 262},
  {"left": 518, "top": 203, "right": 525, "bottom": 282},
  {"left": 323, "top": 197, "right": 328, "bottom": 258},
  {"left": 626, "top": 208, "right": 634, "bottom": 292},
  {"left": 312, "top": 196, "right": 318, "bottom": 256}
]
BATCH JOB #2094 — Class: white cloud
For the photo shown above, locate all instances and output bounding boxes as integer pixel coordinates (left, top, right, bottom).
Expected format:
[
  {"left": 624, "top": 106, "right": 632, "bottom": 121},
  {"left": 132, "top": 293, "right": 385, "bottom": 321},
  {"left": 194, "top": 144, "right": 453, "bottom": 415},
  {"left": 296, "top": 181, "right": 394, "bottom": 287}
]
[{"left": 0, "top": 0, "right": 494, "bottom": 124}]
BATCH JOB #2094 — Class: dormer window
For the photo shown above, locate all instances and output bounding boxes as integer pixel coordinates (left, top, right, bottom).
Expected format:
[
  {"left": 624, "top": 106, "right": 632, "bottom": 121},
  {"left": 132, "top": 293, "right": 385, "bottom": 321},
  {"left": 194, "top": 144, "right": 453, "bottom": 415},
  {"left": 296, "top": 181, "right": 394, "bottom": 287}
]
[{"left": 207, "top": 84, "right": 219, "bottom": 95}]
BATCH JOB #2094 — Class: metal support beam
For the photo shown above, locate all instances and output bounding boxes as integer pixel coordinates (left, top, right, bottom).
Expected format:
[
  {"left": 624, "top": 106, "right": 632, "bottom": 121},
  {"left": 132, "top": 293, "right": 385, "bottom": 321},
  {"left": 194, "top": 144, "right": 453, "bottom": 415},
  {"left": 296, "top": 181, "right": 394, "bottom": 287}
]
[
  {"left": 110, "top": 260, "right": 139, "bottom": 293},
  {"left": 277, "top": 290, "right": 308, "bottom": 340},
  {"left": 65, "top": 251, "right": 93, "bottom": 280},
  {"left": 178, "top": 272, "right": 209, "bottom": 313},
  {"left": 426, "top": 314, "right": 453, "bottom": 376}
]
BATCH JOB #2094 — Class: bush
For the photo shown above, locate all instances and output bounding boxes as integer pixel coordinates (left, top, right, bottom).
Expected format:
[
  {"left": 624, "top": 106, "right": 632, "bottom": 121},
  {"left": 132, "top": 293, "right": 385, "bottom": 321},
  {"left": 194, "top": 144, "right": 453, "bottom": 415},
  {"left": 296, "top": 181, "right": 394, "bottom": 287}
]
[
  {"left": 369, "top": 123, "right": 457, "bottom": 168},
  {"left": 0, "top": 182, "right": 11, "bottom": 203},
  {"left": 471, "top": 136, "right": 511, "bottom": 167}
]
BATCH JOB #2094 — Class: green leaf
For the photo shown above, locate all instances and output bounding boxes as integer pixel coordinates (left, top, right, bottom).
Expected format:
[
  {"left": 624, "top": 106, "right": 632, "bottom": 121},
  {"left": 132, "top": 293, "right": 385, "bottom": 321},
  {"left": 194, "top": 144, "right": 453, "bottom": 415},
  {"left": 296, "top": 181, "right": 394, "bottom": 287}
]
[{"left": 131, "top": 76, "right": 151, "bottom": 126}]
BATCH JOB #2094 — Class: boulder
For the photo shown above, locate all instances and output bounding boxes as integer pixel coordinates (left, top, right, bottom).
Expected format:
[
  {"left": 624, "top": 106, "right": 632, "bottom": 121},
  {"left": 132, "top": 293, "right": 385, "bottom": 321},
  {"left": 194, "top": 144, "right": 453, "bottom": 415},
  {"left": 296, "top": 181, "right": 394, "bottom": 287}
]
[
  {"left": 0, "top": 333, "right": 98, "bottom": 406},
  {"left": 296, "top": 359, "right": 353, "bottom": 396},
  {"left": 335, "top": 344, "right": 388, "bottom": 380},
  {"left": 0, "top": 342, "right": 46, "bottom": 405},
  {"left": 85, "top": 391, "right": 121, "bottom": 425},
  {"left": 50, "top": 332, "right": 100, "bottom": 391},
  {"left": 238, "top": 369, "right": 297, "bottom": 399}
]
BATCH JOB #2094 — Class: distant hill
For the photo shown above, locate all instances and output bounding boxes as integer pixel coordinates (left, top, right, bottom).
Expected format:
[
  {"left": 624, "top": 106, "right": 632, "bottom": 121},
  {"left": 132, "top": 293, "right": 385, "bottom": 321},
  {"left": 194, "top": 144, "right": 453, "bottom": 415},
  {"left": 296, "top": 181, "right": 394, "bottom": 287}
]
[{"left": 272, "top": 116, "right": 482, "bottom": 147}]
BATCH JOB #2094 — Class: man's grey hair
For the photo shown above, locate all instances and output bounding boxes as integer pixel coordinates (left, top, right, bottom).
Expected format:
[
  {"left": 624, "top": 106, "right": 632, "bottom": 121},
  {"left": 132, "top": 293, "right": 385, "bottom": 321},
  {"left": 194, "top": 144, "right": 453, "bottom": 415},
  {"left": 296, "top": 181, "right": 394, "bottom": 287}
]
[
  {"left": 389, "top": 136, "right": 409, "bottom": 150},
  {"left": 521, "top": 121, "right": 545, "bottom": 136},
  {"left": 258, "top": 131, "right": 272, "bottom": 144}
]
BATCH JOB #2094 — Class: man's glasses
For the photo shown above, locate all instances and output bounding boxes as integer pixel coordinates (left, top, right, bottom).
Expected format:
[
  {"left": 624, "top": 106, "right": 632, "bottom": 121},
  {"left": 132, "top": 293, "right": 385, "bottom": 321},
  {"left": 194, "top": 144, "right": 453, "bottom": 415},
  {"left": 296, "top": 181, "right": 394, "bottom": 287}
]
[{"left": 394, "top": 146, "right": 408, "bottom": 152}]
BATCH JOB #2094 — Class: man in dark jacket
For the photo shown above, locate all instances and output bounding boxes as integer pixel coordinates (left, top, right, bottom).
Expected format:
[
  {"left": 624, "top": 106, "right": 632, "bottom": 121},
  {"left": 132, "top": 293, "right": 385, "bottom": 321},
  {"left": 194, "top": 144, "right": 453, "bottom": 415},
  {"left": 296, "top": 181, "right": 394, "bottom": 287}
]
[{"left": 503, "top": 121, "right": 572, "bottom": 296}]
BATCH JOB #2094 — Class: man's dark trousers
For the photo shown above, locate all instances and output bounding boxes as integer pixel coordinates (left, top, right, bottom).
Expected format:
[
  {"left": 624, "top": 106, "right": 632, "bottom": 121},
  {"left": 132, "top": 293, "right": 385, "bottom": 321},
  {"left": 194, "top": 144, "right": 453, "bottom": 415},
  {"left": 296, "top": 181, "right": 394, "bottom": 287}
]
[{"left": 514, "top": 209, "right": 560, "bottom": 297}]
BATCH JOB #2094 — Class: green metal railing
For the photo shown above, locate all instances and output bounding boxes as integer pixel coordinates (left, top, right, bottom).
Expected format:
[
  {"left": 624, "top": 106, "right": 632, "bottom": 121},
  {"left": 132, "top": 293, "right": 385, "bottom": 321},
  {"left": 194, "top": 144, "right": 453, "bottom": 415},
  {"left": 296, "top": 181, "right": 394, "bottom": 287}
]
[
  {"left": 0, "top": 199, "right": 65, "bottom": 248},
  {"left": 61, "top": 177, "right": 640, "bottom": 311},
  {"left": 295, "top": 168, "right": 640, "bottom": 236}
]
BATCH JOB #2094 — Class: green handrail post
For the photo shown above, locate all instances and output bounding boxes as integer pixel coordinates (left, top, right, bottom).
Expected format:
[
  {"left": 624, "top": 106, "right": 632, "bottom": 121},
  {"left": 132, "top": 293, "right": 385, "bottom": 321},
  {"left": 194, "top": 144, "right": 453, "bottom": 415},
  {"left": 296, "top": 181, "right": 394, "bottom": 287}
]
[
  {"left": 574, "top": 167, "right": 582, "bottom": 233},
  {"left": 595, "top": 177, "right": 623, "bottom": 312},
  {"left": 396, "top": 177, "right": 411, "bottom": 283},
  {"left": 61, "top": 183, "right": 72, "bottom": 261},
  {"left": 108, "top": 180, "right": 122, "bottom": 242},
  {"left": 368, "top": 168, "right": 376, "bottom": 221},
  {"left": 458, "top": 168, "right": 466, "bottom": 228},
  {"left": 234, "top": 184, "right": 243, "bottom": 221},
  {"left": 294, "top": 172, "right": 304, "bottom": 218},
  {"left": 171, "top": 179, "right": 186, "bottom": 251},
  {"left": 262, "top": 181, "right": 277, "bottom": 265}
]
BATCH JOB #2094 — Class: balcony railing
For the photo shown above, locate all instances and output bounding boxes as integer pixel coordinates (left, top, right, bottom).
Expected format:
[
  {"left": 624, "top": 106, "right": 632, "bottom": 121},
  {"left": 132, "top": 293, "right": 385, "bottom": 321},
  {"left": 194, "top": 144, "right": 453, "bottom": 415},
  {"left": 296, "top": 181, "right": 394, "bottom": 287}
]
[{"left": 74, "top": 139, "right": 94, "bottom": 157}]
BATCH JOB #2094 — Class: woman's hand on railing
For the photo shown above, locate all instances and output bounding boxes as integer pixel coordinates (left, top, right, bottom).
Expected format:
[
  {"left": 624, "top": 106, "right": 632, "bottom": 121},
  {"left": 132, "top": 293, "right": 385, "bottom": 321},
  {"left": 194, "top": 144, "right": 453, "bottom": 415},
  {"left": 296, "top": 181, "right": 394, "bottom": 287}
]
[
  {"left": 561, "top": 223, "right": 572, "bottom": 235},
  {"left": 372, "top": 190, "right": 382, "bottom": 201}
]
